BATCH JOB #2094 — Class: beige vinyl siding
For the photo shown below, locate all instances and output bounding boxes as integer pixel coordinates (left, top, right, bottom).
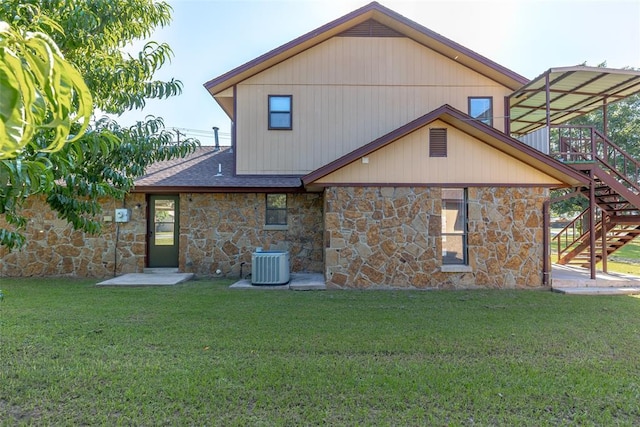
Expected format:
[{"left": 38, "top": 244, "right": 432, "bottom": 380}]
[
  {"left": 235, "top": 37, "right": 512, "bottom": 175},
  {"left": 314, "top": 120, "right": 563, "bottom": 186}
]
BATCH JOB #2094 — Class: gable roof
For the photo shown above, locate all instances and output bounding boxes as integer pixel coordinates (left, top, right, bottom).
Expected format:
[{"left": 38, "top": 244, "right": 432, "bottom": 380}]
[
  {"left": 204, "top": 1, "right": 528, "bottom": 101},
  {"left": 133, "top": 146, "right": 302, "bottom": 193},
  {"left": 302, "top": 104, "right": 589, "bottom": 188}
]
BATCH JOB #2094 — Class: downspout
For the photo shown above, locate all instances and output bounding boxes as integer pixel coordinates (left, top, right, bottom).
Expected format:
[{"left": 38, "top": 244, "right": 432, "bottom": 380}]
[
  {"left": 543, "top": 200, "right": 550, "bottom": 286},
  {"left": 603, "top": 97, "right": 608, "bottom": 137},
  {"left": 114, "top": 195, "right": 127, "bottom": 277},
  {"left": 503, "top": 95, "right": 510, "bottom": 135},
  {"left": 589, "top": 169, "right": 597, "bottom": 280},
  {"left": 231, "top": 85, "right": 237, "bottom": 158},
  {"left": 544, "top": 71, "right": 552, "bottom": 155},
  {"left": 114, "top": 221, "right": 120, "bottom": 277},
  {"left": 601, "top": 210, "right": 608, "bottom": 273}
]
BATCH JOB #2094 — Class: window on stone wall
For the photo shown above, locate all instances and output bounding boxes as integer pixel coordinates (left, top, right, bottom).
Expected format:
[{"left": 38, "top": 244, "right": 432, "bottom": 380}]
[
  {"left": 266, "top": 194, "right": 287, "bottom": 225},
  {"left": 441, "top": 188, "right": 467, "bottom": 265}
]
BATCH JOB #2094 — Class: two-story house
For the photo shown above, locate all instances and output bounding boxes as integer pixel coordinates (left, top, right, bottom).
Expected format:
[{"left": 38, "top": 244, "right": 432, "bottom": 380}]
[
  {"left": 140, "top": 1, "right": 588, "bottom": 289},
  {"left": 3, "top": 2, "right": 639, "bottom": 289}
]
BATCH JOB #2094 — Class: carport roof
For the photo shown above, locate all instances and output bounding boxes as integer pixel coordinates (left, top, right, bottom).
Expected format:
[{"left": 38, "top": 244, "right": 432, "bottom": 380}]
[{"left": 509, "top": 66, "right": 640, "bottom": 135}]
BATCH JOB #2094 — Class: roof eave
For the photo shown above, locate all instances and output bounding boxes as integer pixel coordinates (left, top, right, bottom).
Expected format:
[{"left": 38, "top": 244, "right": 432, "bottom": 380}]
[{"left": 132, "top": 185, "right": 305, "bottom": 194}]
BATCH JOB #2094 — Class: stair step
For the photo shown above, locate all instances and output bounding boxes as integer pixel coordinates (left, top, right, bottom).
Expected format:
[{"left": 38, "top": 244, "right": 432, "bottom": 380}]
[{"left": 143, "top": 268, "right": 180, "bottom": 274}]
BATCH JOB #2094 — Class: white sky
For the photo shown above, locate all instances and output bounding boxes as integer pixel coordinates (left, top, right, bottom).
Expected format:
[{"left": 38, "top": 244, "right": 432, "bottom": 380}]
[{"left": 115, "top": 0, "right": 640, "bottom": 145}]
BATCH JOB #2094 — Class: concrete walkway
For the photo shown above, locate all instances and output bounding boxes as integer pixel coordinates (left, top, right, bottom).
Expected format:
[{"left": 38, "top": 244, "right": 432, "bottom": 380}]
[
  {"left": 94, "top": 266, "right": 639, "bottom": 294},
  {"left": 552, "top": 265, "right": 640, "bottom": 295},
  {"left": 95, "top": 271, "right": 324, "bottom": 289},
  {"left": 96, "top": 271, "right": 194, "bottom": 286},
  {"left": 229, "top": 273, "right": 326, "bottom": 290}
]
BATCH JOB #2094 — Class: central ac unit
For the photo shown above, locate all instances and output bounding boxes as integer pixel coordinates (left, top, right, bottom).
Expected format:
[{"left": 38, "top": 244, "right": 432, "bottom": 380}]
[{"left": 251, "top": 251, "right": 290, "bottom": 285}]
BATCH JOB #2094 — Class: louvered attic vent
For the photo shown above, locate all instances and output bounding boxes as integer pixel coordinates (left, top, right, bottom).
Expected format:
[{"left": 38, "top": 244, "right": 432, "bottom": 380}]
[
  {"left": 338, "top": 19, "right": 405, "bottom": 37},
  {"left": 429, "top": 128, "right": 447, "bottom": 157}
]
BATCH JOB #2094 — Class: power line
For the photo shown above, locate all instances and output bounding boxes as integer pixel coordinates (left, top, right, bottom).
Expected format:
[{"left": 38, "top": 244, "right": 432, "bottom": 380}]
[{"left": 172, "top": 127, "right": 231, "bottom": 136}]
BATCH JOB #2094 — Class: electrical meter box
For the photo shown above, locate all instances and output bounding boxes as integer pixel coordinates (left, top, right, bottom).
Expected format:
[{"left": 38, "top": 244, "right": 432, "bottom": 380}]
[{"left": 115, "top": 208, "right": 131, "bottom": 223}]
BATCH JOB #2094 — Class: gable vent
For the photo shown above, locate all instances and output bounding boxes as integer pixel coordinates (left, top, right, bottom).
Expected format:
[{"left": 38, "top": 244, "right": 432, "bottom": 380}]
[
  {"left": 338, "top": 19, "right": 405, "bottom": 37},
  {"left": 429, "top": 128, "right": 447, "bottom": 157}
]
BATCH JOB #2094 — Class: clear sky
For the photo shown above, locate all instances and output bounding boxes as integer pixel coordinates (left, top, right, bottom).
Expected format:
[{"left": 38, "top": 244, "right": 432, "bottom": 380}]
[{"left": 115, "top": 0, "right": 640, "bottom": 146}]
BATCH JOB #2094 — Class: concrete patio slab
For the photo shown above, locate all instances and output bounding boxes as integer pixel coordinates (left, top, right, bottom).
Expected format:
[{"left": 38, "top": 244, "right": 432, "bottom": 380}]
[
  {"left": 96, "top": 273, "right": 194, "bottom": 286},
  {"left": 551, "top": 265, "right": 640, "bottom": 295},
  {"left": 553, "top": 286, "right": 640, "bottom": 295},
  {"left": 229, "top": 273, "right": 326, "bottom": 290}
]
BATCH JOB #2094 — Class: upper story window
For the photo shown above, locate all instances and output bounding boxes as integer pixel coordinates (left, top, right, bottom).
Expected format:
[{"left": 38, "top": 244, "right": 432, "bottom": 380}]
[
  {"left": 268, "top": 95, "right": 292, "bottom": 130},
  {"left": 266, "top": 194, "right": 287, "bottom": 225},
  {"left": 468, "top": 97, "right": 493, "bottom": 126},
  {"left": 441, "top": 188, "right": 467, "bottom": 265}
]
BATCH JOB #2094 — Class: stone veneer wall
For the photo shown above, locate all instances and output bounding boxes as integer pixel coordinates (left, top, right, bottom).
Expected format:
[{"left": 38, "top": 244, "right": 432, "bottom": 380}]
[
  {"left": 0, "top": 194, "right": 147, "bottom": 277},
  {"left": 179, "top": 193, "right": 324, "bottom": 277},
  {"left": 324, "top": 186, "right": 548, "bottom": 289},
  {"left": 0, "top": 192, "right": 323, "bottom": 278}
]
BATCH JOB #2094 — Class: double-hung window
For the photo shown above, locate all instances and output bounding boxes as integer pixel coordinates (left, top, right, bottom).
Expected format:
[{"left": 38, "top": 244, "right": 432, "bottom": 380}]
[
  {"left": 441, "top": 188, "right": 467, "bottom": 265},
  {"left": 268, "top": 95, "right": 292, "bottom": 130},
  {"left": 468, "top": 97, "right": 493, "bottom": 126},
  {"left": 266, "top": 194, "right": 287, "bottom": 225}
]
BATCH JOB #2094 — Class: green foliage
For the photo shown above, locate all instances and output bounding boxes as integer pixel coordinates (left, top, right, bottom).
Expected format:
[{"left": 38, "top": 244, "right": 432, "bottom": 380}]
[
  {"left": 1, "top": 0, "right": 180, "bottom": 114},
  {"left": 0, "top": 1, "right": 199, "bottom": 249},
  {"left": 44, "top": 117, "right": 196, "bottom": 235},
  {"left": 550, "top": 189, "right": 588, "bottom": 218},
  {"left": 569, "top": 92, "right": 640, "bottom": 158},
  {"left": 0, "top": 19, "right": 92, "bottom": 158}
]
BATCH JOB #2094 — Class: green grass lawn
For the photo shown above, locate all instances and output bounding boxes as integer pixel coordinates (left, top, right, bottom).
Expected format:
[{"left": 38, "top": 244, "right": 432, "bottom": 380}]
[{"left": 1, "top": 279, "right": 640, "bottom": 425}]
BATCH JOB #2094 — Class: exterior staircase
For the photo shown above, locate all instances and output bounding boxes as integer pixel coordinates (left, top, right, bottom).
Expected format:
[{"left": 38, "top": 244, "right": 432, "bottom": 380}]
[{"left": 552, "top": 126, "right": 640, "bottom": 270}]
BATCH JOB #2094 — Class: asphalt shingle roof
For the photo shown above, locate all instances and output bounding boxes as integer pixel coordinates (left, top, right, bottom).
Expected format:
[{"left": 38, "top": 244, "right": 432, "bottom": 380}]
[{"left": 133, "top": 146, "right": 302, "bottom": 191}]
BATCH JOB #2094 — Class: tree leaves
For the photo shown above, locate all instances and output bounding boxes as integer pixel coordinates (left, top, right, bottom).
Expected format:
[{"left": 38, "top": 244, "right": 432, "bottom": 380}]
[
  {"left": 0, "top": 1, "right": 200, "bottom": 249},
  {"left": 40, "top": 117, "right": 197, "bottom": 238},
  {"left": 1, "top": 1, "right": 179, "bottom": 115},
  {"left": 0, "top": 21, "right": 92, "bottom": 158}
]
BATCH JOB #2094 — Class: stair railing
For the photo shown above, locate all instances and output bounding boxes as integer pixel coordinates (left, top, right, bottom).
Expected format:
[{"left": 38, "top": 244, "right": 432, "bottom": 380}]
[
  {"left": 550, "top": 126, "right": 640, "bottom": 265},
  {"left": 552, "top": 207, "right": 601, "bottom": 262},
  {"left": 551, "top": 125, "right": 640, "bottom": 194},
  {"left": 550, "top": 126, "right": 595, "bottom": 162},
  {"left": 592, "top": 128, "right": 640, "bottom": 194}
]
